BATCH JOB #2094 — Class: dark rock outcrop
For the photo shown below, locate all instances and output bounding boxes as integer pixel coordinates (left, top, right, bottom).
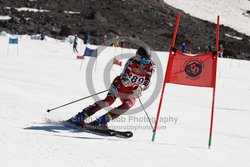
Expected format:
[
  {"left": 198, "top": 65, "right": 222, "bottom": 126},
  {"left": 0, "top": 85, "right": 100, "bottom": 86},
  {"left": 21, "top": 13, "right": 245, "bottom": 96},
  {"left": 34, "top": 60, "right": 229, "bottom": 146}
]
[{"left": 0, "top": 0, "right": 249, "bottom": 59}]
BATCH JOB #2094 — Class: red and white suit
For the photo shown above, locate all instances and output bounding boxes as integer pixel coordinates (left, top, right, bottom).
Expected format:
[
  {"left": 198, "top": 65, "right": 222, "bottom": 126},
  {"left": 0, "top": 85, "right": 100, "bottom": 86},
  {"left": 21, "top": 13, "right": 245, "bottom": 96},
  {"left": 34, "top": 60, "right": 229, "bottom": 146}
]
[{"left": 83, "top": 56, "right": 155, "bottom": 122}]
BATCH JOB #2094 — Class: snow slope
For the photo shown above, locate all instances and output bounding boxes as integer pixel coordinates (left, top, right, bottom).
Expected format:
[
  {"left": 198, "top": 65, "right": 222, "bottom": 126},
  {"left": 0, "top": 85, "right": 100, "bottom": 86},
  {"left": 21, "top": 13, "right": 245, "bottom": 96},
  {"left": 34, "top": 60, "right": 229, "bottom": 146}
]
[
  {"left": 164, "top": 0, "right": 250, "bottom": 36},
  {"left": 0, "top": 35, "right": 250, "bottom": 167}
]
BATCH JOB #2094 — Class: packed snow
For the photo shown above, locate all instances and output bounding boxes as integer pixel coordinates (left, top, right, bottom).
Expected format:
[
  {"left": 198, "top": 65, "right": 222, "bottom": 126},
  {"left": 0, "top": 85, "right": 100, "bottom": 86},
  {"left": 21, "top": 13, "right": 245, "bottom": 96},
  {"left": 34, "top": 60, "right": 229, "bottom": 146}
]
[
  {"left": 1, "top": 1, "right": 250, "bottom": 166},
  {"left": 64, "top": 11, "right": 81, "bottom": 15},
  {"left": 164, "top": 0, "right": 250, "bottom": 36},
  {"left": 0, "top": 16, "right": 11, "bottom": 20},
  {"left": 0, "top": 34, "right": 250, "bottom": 167},
  {"left": 6, "top": 7, "right": 50, "bottom": 12}
]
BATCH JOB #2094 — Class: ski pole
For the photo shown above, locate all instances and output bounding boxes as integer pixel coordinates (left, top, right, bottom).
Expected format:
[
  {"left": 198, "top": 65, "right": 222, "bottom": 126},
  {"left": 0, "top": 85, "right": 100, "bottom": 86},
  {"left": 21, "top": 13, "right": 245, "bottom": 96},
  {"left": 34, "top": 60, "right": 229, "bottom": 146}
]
[
  {"left": 137, "top": 95, "right": 154, "bottom": 130},
  {"left": 47, "top": 89, "right": 108, "bottom": 113}
]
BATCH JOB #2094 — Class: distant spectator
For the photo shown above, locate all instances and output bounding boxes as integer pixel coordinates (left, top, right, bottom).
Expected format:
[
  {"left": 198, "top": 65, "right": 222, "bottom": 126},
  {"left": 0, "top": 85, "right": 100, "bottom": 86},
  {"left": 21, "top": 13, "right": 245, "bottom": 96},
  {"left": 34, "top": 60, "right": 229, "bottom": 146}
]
[
  {"left": 205, "top": 45, "right": 209, "bottom": 52},
  {"left": 39, "top": 32, "right": 45, "bottom": 40},
  {"left": 120, "top": 41, "right": 126, "bottom": 48},
  {"left": 73, "top": 35, "right": 78, "bottom": 53},
  {"left": 180, "top": 42, "right": 187, "bottom": 53},
  {"left": 239, "top": 48, "right": 246, "bottom": 60},
  {"left": 114, "top": 36, "right": 119, "bottom": 47},
  {"left": 84, "top": 33, "right": 89, "bottom": 44},
  {"left": 219, "top": 44, "right": 224, "bottom": 57},
  {"left": 241, "top": 50, "right": 246, "bottom": 60},
  {"left": 96, "top": 37, "right": 101, "bottom": 45},
  {"left": 102, "top": 35, "right": 107, "bottom": 43},
  {"left": 209, "top": 43, "right": 215, "bottom": 52}
]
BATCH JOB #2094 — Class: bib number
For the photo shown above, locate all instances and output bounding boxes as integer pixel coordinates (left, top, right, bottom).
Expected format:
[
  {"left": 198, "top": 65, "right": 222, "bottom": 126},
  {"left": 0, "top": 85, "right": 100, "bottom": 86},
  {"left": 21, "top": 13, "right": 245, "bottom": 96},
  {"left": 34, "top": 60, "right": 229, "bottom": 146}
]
[{"left": 128, "top": 73, "right": 144, "bottom": 84}]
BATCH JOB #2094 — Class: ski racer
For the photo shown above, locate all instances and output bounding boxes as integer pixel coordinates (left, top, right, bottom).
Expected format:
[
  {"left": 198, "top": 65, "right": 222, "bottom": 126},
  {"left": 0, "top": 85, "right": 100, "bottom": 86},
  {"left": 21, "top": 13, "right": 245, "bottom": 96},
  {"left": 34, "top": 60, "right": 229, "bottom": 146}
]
[{"left": 68, "top": 47, "right": 155, "bottom": 128}]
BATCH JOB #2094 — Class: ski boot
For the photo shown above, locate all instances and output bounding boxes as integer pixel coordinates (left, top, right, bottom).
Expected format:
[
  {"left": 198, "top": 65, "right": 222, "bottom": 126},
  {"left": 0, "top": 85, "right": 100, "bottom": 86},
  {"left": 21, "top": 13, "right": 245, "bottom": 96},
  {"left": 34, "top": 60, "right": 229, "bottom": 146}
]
[
  {"left": 88, "top": 113, "right": 113, "bottom": 129},
  {"left": 66, "top": 110, "right": 89, "bottom": 127}
]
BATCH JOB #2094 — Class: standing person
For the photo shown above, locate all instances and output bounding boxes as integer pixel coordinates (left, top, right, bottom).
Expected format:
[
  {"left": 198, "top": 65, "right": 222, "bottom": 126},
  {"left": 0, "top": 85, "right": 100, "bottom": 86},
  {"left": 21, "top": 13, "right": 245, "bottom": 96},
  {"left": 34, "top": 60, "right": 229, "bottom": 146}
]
[
  {"left": 209, "top": 43, "right": 214, "bottom": 52},
  {"left": 102, "top": 35, "right": 107, "bottom": 43},
  {"left": 95, "top": 36, "right": 101, "bottom": 45},
  {"left": 84, "top": 33, "right": 89, "bottom": 45},
  {"left": 114, "top": 36, "right": 119, "bottom": 47},
  {"left": 73, "top": 35, "right": 78, "bottom": 53},
  {"left": 67, "top": 47, "right": 155, "bottom": 128},
  {"left": 219, "top": 44, "right": 224, "bottom": 58},
  {"left": 121, "top": 41, "right": 126, "bottom": 48},
  {"left": 40, "top": 32, "right": 45, "bottom": 40},
  {"left": 180, "top": 42, "right": 187, "bottom": 53},
  {"left": 205, "top": 45, "right": 209, "bottom": 52}
]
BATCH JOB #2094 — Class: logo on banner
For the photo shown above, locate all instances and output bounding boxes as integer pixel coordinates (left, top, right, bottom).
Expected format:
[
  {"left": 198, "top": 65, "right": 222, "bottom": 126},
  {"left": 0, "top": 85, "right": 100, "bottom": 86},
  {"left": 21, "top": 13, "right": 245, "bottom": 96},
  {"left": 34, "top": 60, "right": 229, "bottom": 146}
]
[{"left": 184, "top": 59, "right": 203, "bottom": 80}]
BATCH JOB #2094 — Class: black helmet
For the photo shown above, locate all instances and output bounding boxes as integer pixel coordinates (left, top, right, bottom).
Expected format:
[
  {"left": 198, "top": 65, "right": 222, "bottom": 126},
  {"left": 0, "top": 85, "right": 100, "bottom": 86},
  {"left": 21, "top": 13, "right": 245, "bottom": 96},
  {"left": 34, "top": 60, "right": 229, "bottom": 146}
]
[
  {"left": 136, "top": 47, "right": 151, "bottom": 60},
  {"left": 135, "top": 47, "right": 151, "bottom": 65}
]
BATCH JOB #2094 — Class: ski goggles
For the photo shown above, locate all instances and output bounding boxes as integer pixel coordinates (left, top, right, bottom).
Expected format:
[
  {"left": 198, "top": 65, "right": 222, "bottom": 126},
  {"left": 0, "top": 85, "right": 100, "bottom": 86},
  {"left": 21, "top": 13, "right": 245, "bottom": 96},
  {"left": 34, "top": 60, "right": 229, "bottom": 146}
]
[{"left": 135, "top": 57, "right": 151, "bottom": 65}]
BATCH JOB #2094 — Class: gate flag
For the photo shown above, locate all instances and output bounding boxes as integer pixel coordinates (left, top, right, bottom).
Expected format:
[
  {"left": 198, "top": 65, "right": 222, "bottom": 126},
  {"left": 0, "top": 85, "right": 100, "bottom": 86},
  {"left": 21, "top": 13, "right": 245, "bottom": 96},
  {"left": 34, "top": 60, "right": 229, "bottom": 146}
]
[
  {"left": 7, "top": 36, "right": 19, "bottom": 56},
  {"left": 165, "top": 50, "right": 217, "bottom": 88},
  {"left": 152, "top": 14, "right": 220, "bottom": 149},
  {"left": 9, "top": 37, "right": 18, "bottom": 44},
  {"left": 83, "top": 47, "right": 97, "bottom": 57}
]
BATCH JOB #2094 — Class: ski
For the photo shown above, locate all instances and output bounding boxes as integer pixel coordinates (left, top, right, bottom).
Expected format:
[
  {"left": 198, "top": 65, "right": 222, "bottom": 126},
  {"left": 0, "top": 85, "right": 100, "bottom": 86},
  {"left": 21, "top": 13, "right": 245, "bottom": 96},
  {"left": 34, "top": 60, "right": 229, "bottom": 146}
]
[
  {"left": 81, "top": 125, "right": 117, "bottom": 137},
  {"left": 114, "top": 130, "right": 133, "bottom": 138},
  {"left": 62, "top": 121, "right": 133, "bottom": 138},
  {"left": 83, "top": 125, "right": 133, "bottom": 138}
]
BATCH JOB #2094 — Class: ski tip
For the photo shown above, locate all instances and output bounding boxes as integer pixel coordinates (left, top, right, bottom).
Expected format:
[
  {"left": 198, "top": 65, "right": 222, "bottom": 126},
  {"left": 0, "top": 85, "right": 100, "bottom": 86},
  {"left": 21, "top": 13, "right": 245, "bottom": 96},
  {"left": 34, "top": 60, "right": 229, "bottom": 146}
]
[
  {"left": 127, "top": 132, "right": 133, "bottom": 138},
  {"left": 115, "top": 131, "right": 133, "bottom": 138},
  {"left": 47, "top": 109, "right": 51, "bottom": 113}
]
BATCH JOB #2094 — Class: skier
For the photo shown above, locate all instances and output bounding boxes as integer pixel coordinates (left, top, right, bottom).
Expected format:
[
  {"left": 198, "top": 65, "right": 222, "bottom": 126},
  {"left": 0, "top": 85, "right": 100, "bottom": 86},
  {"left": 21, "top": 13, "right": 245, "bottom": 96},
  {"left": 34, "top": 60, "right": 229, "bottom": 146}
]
[
  {"left": 180, "top": 42, "right": 187, "bottom": 53},
  {"left": 68, "top": 47, "right": 154, "bottom": 128},
  {"left": 73, "top": 35, "right": 78, "bottom": 53}
]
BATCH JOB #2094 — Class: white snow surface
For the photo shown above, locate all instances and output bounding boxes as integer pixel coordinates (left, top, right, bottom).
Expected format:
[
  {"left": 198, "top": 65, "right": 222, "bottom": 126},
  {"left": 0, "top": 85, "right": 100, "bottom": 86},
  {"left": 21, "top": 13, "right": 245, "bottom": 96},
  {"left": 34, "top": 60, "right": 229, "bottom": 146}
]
[
  {"left": 164, "top": 0, "right": 250, "bottom": 36},
  {"left": 0, "top": 35, "right": 250, "bottom": 167},
  {"left": 0, "top": 16, "right": 11, "bottom": 20},
  {"left": 15, "top": 7, "right": 50, "bottom": 12},
  {"left": 64, "top": 11, "right": 81, "bottom": 14}
]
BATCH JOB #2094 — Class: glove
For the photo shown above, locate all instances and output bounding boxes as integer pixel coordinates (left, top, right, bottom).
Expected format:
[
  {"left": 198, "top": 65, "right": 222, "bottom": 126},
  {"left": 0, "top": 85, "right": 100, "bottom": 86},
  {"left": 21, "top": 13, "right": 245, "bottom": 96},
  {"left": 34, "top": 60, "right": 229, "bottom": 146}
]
[
  {"left": 133, "top": 86, "right": 142, "bottom": 97},
  {"left": 143, "top": 80, "right": 150, "bottom": 91},
  {"left": 122, "top": 78, "right": 133, "bottom": 87}
]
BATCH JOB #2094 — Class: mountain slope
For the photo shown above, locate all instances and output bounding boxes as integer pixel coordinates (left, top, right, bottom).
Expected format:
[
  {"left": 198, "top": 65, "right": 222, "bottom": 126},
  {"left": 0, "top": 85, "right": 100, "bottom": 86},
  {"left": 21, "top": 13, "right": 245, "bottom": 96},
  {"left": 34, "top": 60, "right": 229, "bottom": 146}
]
[
  {"left": 0, "top": 0, "right": 250, "bottom": 56},
  {"left": 0, "top": 35, "right": 250, "bottom": 167},
  {"left": 164, "top": 0, "right": 250, "bottom": 36}
]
